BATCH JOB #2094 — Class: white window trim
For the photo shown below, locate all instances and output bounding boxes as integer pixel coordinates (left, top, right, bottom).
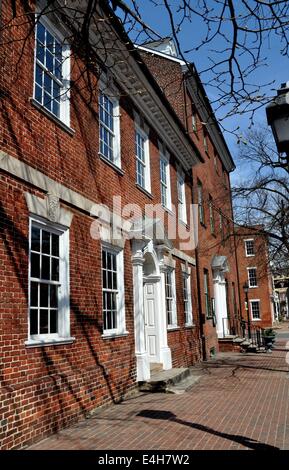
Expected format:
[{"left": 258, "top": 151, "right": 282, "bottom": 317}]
[
  {"left": 101, "top": 243, "right": 127, "bottom": 338},
  {"left": 247, "top": 267, "right": 258, "bottom": 288},
  {"left": 245, "top": 238, "right": 255, "bottom": 257},
  {"left": 250, "top": 299, "right": 261, "bottom": 321},
  {"left": 166, "top": 268, "right": 178, "bottom": 329},
  {"left": 98, "top": 79, "right": 121, "bottom": 168},
  {"left": 183, "top": 272, "right": 193, "bottom": 326},
  {"left": 159, "top": 142, "right": 172, "bottom": 211},
  {"left": 25, "top": 215, "right": 73, "bottom": 347},
  {"left": 198, "top": 181, "right": 204, "bottom": 225},
  {"left": 33, "top": 14, "right": 71, "bottom": 127},
  {"left": 177, "top": 170, "right": 187, "bottom": 224},
  {"left": 135, "top": 123, "right": 151, "bottom": 193}
]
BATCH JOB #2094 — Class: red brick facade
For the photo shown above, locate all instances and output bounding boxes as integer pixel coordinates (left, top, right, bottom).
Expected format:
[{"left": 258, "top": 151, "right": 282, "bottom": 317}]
[
  {"left": 235, "top": 227, "right": 274, "bottom": 329},
  {"left": 0, "top": 2, "right": 203, "bottom": 449},
  {"left": 140, "top": 48, "right": 242, "bottom": 356},
  {"left": 0, "top": 2, "right": 273, "bottom": 450}
]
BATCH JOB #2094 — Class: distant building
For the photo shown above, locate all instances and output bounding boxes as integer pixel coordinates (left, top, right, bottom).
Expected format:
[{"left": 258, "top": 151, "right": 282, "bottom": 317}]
[{"left": 235, "top": 226, "right": 274, "bottom": 329}]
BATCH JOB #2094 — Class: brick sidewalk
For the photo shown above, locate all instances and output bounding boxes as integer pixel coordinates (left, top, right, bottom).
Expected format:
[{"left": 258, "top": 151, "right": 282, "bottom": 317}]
[{"left": 29, "top": 331, "right": 289, "bottom": 450}]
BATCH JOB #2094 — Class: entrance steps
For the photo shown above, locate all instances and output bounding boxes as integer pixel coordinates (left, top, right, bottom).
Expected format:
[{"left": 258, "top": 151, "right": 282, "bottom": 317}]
[
  {"left": 139, "top": 367, "right": 201, "bottom": 394},
  {"left": 218, "top": 335, "right": 266, "bottom": 353}
]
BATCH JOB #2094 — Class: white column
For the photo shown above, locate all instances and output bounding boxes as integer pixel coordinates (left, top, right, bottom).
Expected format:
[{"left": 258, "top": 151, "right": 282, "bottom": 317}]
[
  {"left": 213, "top": 271, "right": 229, "bottom": 338},
  {"left": 131, "top": 240, "right": 150, "bottom": 382}
]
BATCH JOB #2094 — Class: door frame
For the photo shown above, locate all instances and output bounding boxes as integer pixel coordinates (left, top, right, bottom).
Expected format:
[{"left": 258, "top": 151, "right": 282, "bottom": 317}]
[{"left": 143, "top": 274, "right": 162, "bottom": 364}]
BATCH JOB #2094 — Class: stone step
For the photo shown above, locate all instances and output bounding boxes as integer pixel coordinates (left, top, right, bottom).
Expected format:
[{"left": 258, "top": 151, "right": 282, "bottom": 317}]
[
  {"left": 166, "top": 375, "right": 202, "bottom": 395},
  {"left": 139, "top": 367, "right": 191, "bottom": 393},
  {"left": 150, "top": 362, "right": 163, "bottom": 372}
]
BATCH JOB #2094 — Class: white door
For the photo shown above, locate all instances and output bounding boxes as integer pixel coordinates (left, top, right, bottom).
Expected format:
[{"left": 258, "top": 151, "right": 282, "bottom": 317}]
[{"left": 144, "top": 282, "right": 159, "bottom": 363}]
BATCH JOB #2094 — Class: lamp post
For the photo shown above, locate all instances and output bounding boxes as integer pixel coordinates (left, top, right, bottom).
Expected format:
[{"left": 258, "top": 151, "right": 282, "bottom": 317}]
[
  {"left": 266, "top": 82, "right": 289, "bottom": 170},
  {"left": 243, "top": 282, "right": 251, "bottom": 340}
]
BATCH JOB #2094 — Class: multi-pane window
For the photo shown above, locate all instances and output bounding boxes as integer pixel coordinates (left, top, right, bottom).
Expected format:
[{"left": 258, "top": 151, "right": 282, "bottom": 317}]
[
  {"left": 29, "top": 222, "right": 61, "bottom": 337},
  {"left": 203, "top": 126, "right": 208, "bottom": 152},
  {"left": 165, "top": 270, "right": 177, "bottom": 327},
  {"left": 250, "top": 300, "right": 261, "bottom": 320},
  {"left": 209, "top": 195, "right": 215, "bottom": 234},
  {"left": 245, "top": 239, "right": 255, "bottom": 256},
  {"left": 102, "top": 247, "right": 125, "bottom": 335},
  {"left": 192, "top": 106, "right": 197, "bottom": 133},
  {"left": 248, "top": 268, "right": 258, "bottom": 287},
  {"left": 220, "top": 212, "right": 224, "bottom": 241},
  {"left": 204, "top": 269, "right": 211, "bottom": 318},
  {"left": 102, "top": 249, "right": 118, "bottom": 331},
  {"left": 183, "top": 273, "right": 193, "bottom": 325},
  {"left": 99, "top": 92, "right": 115, "bottom": 162},
  {"left": 177, "top": 174, "right": 187, "bottom": 223},
  {"left": 160, "top": 158, "right": 168, "bottom": 207},
  {"left": 197, "top": 181, "right": 205, "bottom": 225},
  {"left": 34, "top": 20, "right": 69, "bottom": 122},
  {"left": 214, "top": 152, "right": 219, "bottom": 174},
  {"left": 135, "top": 128, "right": 150, "bottom": 191}
]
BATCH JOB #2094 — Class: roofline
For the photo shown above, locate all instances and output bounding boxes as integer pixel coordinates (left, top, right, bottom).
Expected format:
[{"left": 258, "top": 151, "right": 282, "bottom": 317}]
[
  {"left": 185, "top": 62, "right": 236, "bottom": 172},
  {"left": 134, "top": 42, "right": 235, "bottom": 172},
  {"left": 99, "top": 1, "right": 204, "bottom": 166},
  {"left": 135, "top": 44, "right": 186, "bottom": 66}
]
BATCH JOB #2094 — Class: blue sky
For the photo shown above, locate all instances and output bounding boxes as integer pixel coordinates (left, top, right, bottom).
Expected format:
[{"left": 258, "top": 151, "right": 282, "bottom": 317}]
[{"left": 122, "top": 1, "right": 289, "bottom": 183}]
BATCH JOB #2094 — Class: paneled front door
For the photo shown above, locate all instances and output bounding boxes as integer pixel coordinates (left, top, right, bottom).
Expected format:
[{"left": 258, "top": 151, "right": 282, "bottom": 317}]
[{"left": 143, "top": 282, "right": 159, "bottom": 363}]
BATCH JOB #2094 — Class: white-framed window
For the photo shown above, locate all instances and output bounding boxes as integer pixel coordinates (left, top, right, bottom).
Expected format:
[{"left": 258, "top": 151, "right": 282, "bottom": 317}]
[
  {"left": 99, "top": 86, "right": 121, "bottom": 167},
  {"left": 34, "top": 17, "right": 70, "bottom": 125},
  {"left": 245, "top": 239, "right": 255, "bottom": 257},
  {"left": 209, "top": 195, "right": 215, "bottom": 234},
  {"left": 165, "top": 269, "right": 177, "bottom": 328},
  {"left": 28, "top": 217, "right": 70, "bottom": 343},
  {"left": 177, "top": 172, "right": 187, "bottom": 224},
  {"left": 250, "top": 300, "right": 261, "bottom": 320},
  {"left": 192, "top": 105, "right": 197, "bottom": 133},
  {"left": 203, "top": 126, "right": 208, "bottom": 152},
  {"left": 135, "top": 126, "right": 151, "bottom": 192},
  {"left": 197, "top": 180, "right": 205, "bottom": 225},
  {"left": 183, "top": 273, "right": 193, "bottom": 326},
  {"left": 159, "top": 145, "right": 171, "bottom": 210},
  {"left": 204, "top": 269, "right": 211, "bottom": 318},
  {"left": 102, "top": 245, "right": 126, "bottom": 336},
  {"left": 248, "top": 267, "right": 258, "bottom": 287}
]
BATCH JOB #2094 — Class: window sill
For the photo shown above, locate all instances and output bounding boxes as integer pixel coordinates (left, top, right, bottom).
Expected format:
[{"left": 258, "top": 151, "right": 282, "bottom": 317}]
[
  {"left": 249, "top": 286, "right": 258, "bottom": 289},
  {"left": 252, "top": 318, "right": 261, "bottom": 321},
  {"left": 185, "top": 323, "right": 195, "bottom": 329},
  {"left": 179, "top": 219, "right": 189, "bottom": 228},
  {"left": 102, "top": 331, "right": 129, "bottom": 340},
  {"left": 98, "top": 153, "right": 124, "bottom": 176},
  {"left": 167, "top": 325, "right": 180, "bottom": 332},
  {"left": 30, "top": 98, "right": 75, "bottom": 136},
  {"left": 162, "top": 205, "right": 174, "bottom": 217},
  {"left": 136, "top": 184, "right": 153, "bottom": 200},
  {"left": 25, "top": 336, "right": 75, "bottom": 348},
  {"left": 246, "top": 255, "right": 255, "bottom": 257}
]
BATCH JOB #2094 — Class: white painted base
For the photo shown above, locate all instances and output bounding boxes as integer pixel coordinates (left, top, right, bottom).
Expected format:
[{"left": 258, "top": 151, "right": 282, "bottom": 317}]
[
  {"left": 136, "top": 352, "right": 150, "bottom": 382},
  {"left": 160, "top": 346, "right": 172, "bottom": 370}
]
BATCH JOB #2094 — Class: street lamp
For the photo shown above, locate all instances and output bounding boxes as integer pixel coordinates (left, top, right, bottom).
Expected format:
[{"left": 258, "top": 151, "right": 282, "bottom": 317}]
[
  {"left": 243, "top": 281, "right": 251, "bottom": 340},
  {"left": 266, "top": 82, "right": 289, "bottom": 168}
]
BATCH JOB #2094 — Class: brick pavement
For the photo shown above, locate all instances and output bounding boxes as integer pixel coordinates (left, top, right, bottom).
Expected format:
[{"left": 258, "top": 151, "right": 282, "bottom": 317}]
[{"left": 28, "top": 328, "right": 289, "bottom": 450}]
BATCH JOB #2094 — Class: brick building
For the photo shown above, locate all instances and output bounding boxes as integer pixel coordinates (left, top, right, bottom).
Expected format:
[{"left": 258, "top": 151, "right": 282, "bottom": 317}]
[
  {"left": 138, "top": 39, "right": 242, "bottom": 357},
  {"left": 0, "top": 1, "right": 273, "bottom": 450},
  {"left": 0, "top": 1, "right": 207, "bottom": 449},
  {"left": 235, "top": 227, "right": 275, "bottom": 329}
]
